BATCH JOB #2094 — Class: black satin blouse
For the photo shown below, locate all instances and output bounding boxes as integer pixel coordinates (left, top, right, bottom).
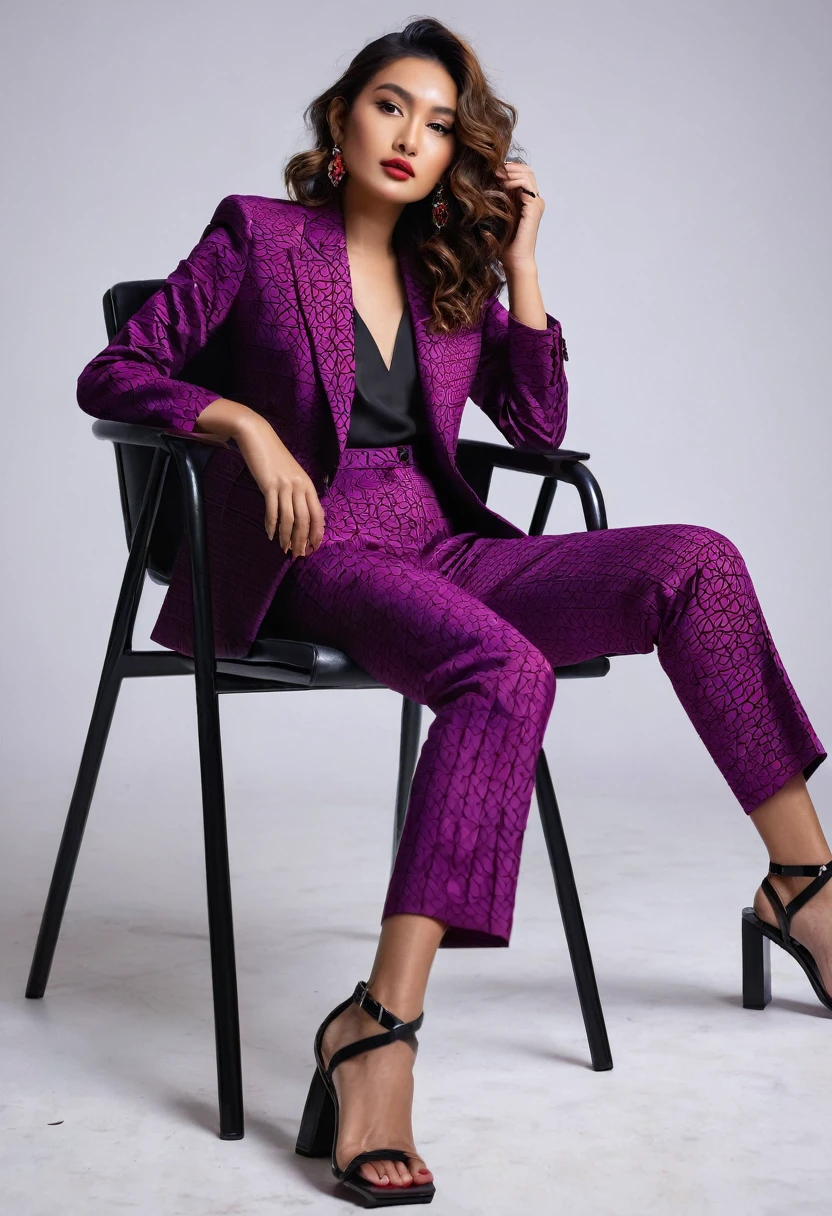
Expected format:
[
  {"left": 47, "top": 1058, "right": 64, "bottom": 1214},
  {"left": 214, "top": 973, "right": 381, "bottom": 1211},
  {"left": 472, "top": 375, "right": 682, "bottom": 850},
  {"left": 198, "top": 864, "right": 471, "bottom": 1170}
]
[{"left": 345, "top": 305, "right": 430, "bottom": 448}]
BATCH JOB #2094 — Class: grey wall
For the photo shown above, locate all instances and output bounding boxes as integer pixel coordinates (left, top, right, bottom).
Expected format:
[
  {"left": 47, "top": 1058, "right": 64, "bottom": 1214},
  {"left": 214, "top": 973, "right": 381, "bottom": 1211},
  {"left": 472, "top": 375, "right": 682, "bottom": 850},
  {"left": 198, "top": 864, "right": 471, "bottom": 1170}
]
[{"left": 2, "top": 1, "right": 829, "bottom": 834}]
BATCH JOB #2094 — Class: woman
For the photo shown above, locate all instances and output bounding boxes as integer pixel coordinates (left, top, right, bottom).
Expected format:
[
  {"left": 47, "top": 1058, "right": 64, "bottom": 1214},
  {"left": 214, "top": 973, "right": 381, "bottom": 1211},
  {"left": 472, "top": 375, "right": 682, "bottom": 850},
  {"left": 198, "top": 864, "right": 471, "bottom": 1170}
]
[{"left": 77, "top": 17, "right": 829, "bottom": 1209}]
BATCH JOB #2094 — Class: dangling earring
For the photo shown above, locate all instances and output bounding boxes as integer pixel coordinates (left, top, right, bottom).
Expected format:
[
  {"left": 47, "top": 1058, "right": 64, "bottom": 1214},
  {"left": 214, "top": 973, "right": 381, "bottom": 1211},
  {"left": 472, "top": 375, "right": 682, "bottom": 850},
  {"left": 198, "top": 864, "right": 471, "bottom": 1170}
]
[
  {"left": 432, "top": 180, "right": 450, "bottom": 229},
  {"left": 327, "top": 144, "right": 346, "bottom": 187}
]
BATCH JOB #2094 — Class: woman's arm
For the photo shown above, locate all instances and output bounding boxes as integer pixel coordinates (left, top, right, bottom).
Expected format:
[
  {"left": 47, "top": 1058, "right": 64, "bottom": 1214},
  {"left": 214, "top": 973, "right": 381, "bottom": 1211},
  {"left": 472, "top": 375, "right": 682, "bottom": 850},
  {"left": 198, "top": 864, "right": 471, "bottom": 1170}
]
[
  {"left": 191, "top": 396, "right": 259, "bottom": 441},
  {"left": 76, "top": 195, "right": 250, "bottom": 433},
  {"left": 471, "top": 159, "right": 569, "bottom": 450},
  {"left": 468, "top": 284, "right": 569, "bottom": 452}
]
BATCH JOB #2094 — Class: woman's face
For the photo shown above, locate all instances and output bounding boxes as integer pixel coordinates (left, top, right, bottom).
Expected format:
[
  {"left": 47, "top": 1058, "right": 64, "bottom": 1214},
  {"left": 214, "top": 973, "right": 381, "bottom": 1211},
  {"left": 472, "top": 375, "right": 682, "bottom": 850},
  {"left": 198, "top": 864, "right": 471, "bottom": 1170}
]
[{"left": 329, "top": 56, "right": 458, "bottom": 206}]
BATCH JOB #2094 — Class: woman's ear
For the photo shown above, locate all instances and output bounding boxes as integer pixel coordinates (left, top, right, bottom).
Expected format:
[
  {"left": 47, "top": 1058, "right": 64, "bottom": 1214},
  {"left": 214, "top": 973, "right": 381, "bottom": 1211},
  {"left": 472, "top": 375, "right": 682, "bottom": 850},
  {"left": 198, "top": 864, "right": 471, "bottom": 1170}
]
[{"left": 326, "top": 96, "right": 347, "bottom": 146}]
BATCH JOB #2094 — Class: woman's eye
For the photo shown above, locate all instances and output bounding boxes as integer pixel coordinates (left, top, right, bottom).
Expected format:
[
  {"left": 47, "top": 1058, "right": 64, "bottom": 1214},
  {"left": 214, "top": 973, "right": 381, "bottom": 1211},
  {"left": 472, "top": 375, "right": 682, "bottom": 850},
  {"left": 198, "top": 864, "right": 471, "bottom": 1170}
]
[{"left": 377, "top": 101, "right": 453, "bottom": 135}]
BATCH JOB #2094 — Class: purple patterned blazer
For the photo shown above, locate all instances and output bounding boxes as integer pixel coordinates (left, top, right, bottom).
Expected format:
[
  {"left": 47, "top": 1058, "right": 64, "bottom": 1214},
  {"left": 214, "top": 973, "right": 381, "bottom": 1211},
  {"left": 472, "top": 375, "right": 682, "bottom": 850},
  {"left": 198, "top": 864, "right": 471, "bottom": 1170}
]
[{"left": 77, "top": 193, "right": 569, "bottom": 658}]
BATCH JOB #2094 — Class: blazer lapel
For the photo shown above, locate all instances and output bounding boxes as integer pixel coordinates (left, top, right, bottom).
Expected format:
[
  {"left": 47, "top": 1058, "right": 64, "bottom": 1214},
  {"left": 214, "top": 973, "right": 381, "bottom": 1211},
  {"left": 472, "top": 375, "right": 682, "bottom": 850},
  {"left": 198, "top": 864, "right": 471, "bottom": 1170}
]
[{"left": 289, "top": 195, "right": 453, "bottom": 462}]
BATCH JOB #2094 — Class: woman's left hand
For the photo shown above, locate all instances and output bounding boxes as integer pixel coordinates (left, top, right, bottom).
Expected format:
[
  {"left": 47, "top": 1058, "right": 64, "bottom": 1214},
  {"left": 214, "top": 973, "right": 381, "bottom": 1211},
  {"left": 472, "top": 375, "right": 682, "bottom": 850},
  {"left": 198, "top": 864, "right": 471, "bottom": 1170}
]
[{"left": 496, "top": 160, "right": 544, "bottom": 274}]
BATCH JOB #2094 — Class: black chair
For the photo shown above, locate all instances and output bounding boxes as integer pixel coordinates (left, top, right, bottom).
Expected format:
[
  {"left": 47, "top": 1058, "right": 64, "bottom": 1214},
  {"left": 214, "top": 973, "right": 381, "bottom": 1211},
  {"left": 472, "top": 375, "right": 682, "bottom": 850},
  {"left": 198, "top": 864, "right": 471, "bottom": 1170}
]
[{"left": 26, "top": 279, "right": 614, "bottom": 1141}]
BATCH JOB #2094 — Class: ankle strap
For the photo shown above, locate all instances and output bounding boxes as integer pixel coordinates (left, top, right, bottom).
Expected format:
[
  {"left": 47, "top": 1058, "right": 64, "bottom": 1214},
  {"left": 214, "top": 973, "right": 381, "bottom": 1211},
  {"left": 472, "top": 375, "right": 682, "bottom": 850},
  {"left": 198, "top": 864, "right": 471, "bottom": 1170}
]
[
  {"left": 325, "top": 982, "right": 424, "bottom": 1079},
  {"left": 762, "top": 860, "right": 832, "bottom": 945},
  {"left": 352, "top": 980, "right": 423, "bottom": 1032},
  {"left": 769, "top": 861, "right": 831, "bottom": 878}
]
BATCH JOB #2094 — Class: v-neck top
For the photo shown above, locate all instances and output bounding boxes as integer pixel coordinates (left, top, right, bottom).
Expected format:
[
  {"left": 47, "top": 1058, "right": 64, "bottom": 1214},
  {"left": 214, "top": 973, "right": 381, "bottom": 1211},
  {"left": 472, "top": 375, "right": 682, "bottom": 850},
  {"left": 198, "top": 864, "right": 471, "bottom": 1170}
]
[{"left": 345, "top": 305, "right": 430, "bottom": 448}]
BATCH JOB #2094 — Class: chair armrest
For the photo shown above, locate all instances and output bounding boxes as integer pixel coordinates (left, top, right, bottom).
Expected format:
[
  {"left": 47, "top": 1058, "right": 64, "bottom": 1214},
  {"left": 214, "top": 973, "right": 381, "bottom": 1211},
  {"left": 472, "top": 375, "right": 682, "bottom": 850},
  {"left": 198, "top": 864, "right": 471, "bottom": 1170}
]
[
  {"left": 454, "top": 438, "right": 607, "bottom": 534},
  {"left": 456, "top": 438, "right": 591, "bottom": 476},
  {"left": 91, "top": 418, "right": 231, "bottom": 452}
]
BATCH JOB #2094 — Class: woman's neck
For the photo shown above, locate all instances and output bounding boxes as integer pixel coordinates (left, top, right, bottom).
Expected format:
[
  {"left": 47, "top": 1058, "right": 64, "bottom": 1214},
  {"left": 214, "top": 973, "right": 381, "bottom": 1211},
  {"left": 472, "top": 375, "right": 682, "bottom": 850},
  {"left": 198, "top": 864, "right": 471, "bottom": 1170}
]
[{"left": 339, "top": 179, "right": 405, "bottom": 260}]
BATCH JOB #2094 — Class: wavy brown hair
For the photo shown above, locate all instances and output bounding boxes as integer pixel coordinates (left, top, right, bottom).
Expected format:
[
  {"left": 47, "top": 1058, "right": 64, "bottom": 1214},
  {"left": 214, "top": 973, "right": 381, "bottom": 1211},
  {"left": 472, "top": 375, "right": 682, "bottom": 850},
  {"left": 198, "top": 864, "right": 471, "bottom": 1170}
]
[{"left": 283, "top": 16, "right": 528, "bottom": 335}]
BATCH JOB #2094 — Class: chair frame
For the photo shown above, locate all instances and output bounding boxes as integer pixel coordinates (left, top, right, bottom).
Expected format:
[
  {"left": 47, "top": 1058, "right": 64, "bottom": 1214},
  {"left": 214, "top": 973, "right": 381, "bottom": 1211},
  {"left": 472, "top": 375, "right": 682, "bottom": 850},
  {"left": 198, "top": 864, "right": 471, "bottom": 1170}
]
[{"left": 26, "top": 286, "right": 614, "bottom": 1141}]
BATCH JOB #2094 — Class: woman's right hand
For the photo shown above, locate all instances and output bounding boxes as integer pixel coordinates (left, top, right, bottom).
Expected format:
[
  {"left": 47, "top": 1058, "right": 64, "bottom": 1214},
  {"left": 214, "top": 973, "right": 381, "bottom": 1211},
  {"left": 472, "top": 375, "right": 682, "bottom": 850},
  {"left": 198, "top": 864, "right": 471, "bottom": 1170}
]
[
  {"left": 232, "top": 411, "right": 326, "bottom": 557},
  {"left": 194, "top": 398, "right": 326, "bottom": 556}
]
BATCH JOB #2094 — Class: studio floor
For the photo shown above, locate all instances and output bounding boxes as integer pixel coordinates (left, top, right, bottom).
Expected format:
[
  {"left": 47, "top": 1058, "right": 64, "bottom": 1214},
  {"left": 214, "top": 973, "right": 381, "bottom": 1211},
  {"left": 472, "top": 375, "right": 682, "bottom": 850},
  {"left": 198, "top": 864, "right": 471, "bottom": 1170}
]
[{"left": 3, "top": 776, "right": 829, "bottom": 1215}]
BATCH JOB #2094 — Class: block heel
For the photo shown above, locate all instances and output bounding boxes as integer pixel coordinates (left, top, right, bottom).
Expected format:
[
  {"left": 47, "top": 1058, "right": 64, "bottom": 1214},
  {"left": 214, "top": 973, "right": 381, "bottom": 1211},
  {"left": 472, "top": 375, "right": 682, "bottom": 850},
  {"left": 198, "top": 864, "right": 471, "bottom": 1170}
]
[
  {"left": 296, "top": 1065, "right": 336, "bottom": 1157},
  {"left": 741, "top": 909, "right": 772, "bottom": 1009}
]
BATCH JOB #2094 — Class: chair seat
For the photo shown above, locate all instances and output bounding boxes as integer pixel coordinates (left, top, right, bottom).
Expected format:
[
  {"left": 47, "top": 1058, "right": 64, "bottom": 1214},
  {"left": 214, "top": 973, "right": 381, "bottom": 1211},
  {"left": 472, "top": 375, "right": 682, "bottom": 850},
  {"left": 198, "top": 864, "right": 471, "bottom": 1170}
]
[
  {"left": 220, "top": 632, "right": 387, "bottom": 689},
  {"left": 220, "top": 629, "right": 611, "bottom": 690}
]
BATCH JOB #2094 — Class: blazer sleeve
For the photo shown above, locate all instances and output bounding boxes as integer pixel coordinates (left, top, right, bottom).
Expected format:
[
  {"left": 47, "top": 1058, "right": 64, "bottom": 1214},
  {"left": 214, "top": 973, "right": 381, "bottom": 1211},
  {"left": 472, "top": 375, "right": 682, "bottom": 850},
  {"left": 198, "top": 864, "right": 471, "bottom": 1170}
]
[
  {"left": 76, "top": 194, "right": 251, "bottom": 432},
  {"left": 468, "top": 290, "right": 569, "bottom": 450}
]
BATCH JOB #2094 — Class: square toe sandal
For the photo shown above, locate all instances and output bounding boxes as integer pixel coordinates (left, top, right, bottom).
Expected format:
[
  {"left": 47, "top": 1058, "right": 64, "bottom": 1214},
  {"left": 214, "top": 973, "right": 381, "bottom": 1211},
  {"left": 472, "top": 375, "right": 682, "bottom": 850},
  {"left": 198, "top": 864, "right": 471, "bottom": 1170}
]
[
  {"left": 742, "top": 859, "right": 832, "bottom": 1012},
  {"left": 295, "top": 980, "right": 436, "bottom": 1206}
]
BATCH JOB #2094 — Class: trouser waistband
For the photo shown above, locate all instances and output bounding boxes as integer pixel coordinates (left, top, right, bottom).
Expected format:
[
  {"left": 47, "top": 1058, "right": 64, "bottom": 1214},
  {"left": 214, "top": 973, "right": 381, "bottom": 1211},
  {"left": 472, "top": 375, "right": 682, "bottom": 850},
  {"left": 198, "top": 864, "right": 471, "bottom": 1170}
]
[{"left": 336, "top": 440, "right": 431, "bottom": 470}]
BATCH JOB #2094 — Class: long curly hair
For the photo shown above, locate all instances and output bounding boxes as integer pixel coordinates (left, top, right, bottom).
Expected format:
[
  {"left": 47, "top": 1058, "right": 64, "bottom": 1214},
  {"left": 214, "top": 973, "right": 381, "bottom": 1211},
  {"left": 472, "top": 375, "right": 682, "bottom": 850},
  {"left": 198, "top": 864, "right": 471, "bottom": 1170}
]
[{"left": 283, "top": 17, "right": 527, "bottom": 335}]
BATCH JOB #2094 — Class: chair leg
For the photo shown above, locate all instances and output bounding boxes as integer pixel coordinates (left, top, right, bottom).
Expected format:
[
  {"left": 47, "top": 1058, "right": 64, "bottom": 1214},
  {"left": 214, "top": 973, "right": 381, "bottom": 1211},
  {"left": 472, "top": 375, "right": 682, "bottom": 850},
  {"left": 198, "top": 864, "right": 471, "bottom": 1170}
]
[
  {"left": 392, "top": 697, "right": 423, "bottom": 870},
  {"left": 176, "top": 443, "right": 244, "bottom": 1141},
  {"left": 535, "top": 747, "right": 613, "bottom": 1071},
  {"left": 25, "top": 665, "right": 125, "bottom": 999},
  {"left": 193, "top": 672, "right": 243, "bottom": 1139}
]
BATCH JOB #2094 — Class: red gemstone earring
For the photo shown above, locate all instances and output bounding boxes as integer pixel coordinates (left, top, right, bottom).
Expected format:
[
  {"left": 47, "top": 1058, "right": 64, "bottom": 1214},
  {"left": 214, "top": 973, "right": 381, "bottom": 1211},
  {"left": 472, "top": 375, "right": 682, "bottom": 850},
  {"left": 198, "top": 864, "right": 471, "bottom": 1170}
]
[
  {"left": 432, "top": 180, "right": 450, "bottom": 229},
  {"left": 327, "top": 144, "right": 346, "bottom": 187}
]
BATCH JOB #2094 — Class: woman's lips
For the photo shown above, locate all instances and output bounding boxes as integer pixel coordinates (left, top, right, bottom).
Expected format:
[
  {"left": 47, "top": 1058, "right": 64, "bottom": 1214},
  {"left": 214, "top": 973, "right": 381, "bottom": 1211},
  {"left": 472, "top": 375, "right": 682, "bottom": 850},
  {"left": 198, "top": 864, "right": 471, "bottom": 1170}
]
[{"left": 382, "top": 163, "right": 413, "bottom": 180}]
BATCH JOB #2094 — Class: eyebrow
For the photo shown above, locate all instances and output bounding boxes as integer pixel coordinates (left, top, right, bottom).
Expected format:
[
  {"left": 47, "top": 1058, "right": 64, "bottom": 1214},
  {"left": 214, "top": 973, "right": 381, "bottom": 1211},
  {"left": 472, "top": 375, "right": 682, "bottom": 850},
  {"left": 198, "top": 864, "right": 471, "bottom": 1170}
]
[{"left": 372, "top": 82, "right": 457, "bottom": 119}]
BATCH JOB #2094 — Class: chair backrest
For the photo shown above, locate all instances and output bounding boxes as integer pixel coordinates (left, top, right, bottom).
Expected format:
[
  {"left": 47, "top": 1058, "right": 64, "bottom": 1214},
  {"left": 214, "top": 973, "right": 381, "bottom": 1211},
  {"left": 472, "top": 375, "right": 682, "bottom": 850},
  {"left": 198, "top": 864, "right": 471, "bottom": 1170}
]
[{"left": 103, "top": 280, "right": 232, "bottom": 584}]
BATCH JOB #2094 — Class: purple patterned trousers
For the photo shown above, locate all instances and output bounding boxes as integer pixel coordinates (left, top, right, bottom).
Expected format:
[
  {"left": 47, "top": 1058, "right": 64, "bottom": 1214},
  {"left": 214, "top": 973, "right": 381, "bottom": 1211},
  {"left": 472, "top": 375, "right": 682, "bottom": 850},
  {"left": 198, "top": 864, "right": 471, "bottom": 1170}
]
[{"left": 263, "top": 442, "right": 827, "bottom": 948}]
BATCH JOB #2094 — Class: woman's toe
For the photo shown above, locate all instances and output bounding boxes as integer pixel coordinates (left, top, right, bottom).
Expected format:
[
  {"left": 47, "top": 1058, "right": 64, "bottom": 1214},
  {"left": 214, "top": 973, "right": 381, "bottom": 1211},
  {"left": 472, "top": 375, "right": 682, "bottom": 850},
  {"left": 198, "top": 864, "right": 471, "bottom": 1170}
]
[
  {"left": 359, "top": 1163, "right": 388, "bottom": 1186},
  {"left": 392, "top": 1161, "right": 412, "bottom": 1185},
  {"left": 386, "top": 1160, "right": 408, "bottom": 1185}
]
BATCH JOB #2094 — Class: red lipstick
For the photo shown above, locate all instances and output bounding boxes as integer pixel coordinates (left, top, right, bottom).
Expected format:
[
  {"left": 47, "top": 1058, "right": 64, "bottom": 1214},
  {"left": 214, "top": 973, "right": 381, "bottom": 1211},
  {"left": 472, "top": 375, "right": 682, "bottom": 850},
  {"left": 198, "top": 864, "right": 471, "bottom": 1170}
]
[{"left": 381, "top": 158, "right": 415, "bottom": 179}]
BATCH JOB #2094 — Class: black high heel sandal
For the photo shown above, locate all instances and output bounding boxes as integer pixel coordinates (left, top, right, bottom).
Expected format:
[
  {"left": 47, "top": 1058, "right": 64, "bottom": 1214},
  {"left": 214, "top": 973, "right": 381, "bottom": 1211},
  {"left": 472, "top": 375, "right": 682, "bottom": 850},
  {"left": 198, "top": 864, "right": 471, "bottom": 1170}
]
[
  {"left": 742, "top": 859, "right": 832, "bottom": 1011},
  {"left": 295, "top": 980, "right": 436, "bottom": 1207}
]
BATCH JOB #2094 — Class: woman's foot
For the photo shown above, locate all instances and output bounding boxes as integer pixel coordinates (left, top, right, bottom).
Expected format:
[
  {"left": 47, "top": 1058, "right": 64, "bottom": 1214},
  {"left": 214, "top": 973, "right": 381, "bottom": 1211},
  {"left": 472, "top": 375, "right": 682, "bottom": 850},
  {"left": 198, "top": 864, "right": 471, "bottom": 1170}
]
[
  {"left": 320, "top": 999, "right": 434, "bottom": 1190},
  {"left": 753, "top": 868, "right": 832, "bottom": 994}
]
